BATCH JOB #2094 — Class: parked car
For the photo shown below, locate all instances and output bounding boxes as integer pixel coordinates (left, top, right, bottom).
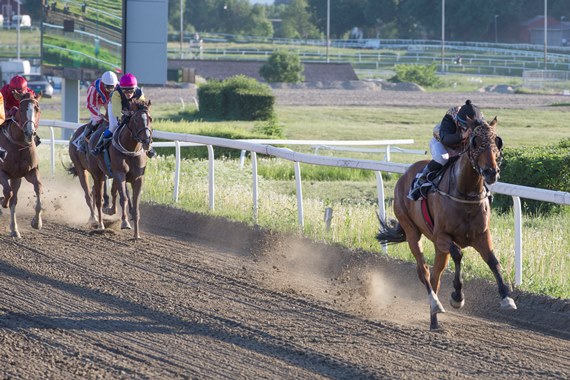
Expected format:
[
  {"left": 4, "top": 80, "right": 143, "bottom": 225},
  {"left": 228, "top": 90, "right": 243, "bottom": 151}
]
[{"left": 21, "top": 74, "right": 54, "bottom": 98}]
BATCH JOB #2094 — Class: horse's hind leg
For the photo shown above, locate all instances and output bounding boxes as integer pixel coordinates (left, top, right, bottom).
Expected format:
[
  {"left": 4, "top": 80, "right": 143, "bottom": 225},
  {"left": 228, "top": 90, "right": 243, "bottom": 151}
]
[
  {"left": 449, "top": 244, "right": 465, "bottom": 309},
  {"left": 25, "top": 169, "right": 43, "bottom": 230},
  {"left": 8, "top": 178, "right": 22, "bottom": 238},
  {"left": 0, "top": 172, "right": 13, "bottom": 209}
]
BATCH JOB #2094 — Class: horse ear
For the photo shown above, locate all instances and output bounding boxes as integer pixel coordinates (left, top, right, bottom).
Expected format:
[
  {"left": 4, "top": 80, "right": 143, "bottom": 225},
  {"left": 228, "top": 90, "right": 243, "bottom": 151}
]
[
  {"left": 490, "top": 116, "right": 498, "bottom": 127},
  {"left": 495, "top": 136, "right": 503, "bottom": 150},
  {"left": 470, "top": 134, "right": 478, "bottom": 149}
]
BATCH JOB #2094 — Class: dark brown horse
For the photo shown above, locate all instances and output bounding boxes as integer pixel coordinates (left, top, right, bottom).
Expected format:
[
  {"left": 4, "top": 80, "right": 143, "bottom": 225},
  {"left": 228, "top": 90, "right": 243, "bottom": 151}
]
[
  {"left": 377, "top": 117, "right": 516, "bottom": 330},
  {"left": 0, "top": 93, "right": 43, "bottom": 238},
  {"left": 68, "top": 122, "right": 113, "bottom": 224},
  {"left": 87, "top": 99, "right": 152, "bottom": 239}
]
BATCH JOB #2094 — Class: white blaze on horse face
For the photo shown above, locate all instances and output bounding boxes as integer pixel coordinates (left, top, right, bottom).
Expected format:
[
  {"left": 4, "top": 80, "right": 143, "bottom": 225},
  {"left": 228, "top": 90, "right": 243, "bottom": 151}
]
[{"left": 24, "top": 101, "right": 37, "bottom": 135}]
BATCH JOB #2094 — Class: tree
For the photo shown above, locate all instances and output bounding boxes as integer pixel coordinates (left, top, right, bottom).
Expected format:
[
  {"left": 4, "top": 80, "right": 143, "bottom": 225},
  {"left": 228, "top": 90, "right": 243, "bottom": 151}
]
[
  {"left": 279, "top": 0, "right": 321, "bottom": 39},
  {"left": 259, "top": 50, "right": 304, "bottom": 83}
]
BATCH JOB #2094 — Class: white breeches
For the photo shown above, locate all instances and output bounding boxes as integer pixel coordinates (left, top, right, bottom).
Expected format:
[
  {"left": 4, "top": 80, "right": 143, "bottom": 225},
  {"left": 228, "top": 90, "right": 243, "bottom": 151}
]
[{"left": 430, "top": 137, "right": 449, "bottom": 166}]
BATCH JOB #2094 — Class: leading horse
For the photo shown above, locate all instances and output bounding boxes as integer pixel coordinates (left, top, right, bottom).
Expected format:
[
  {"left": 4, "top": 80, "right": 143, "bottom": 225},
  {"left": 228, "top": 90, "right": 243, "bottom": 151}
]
[
  {"left": 0, "top": 93, "right": 43, "bottom": 238},
  {"left": 377, "top": 117, "right": 516, "bottom": 330},
  {"left": 87, "top": 99, "right": 152, "bottom": 239}
]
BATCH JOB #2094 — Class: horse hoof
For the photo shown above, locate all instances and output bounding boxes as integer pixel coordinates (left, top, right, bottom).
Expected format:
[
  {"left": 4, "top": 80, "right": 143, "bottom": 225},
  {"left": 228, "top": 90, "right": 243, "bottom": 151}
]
[
  {"left": 31, "top": 218, "right": 43, "bottom": 230},
  {"left": 450, "top": 297, "right": 465, "bottom": 309},
  {"left": 121, "top": 221, "right": 132, "bottom": 230},
  {"left": 103, "top": 207, "right": 115, "bottom": 216},
  {"left": 500, "top": 297, "right": 517, "bottom": 310},
  {"left": 10, "top": 231, "right": 21, "bottom": 239}
]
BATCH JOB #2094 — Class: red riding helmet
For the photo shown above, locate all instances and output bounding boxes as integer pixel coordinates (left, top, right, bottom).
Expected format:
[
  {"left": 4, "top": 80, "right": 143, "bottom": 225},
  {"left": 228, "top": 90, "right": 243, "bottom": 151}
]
[
  {"left": 9, "top": 75, "right": 28, "bottom": 91},
  {"left": 119, "top": 73, "right": 137, "bottom": 88}
]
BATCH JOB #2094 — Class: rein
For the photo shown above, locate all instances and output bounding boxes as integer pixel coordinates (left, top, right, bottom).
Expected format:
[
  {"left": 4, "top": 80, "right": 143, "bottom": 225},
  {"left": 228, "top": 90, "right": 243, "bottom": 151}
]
[
  {"left": 435, "top": 125, "right": 495, "bottom": 204},
  {"left": 111, "top": 109, "right": 151, "bottom": 157},
  {"left": 2, "top": 119, "right": 33, "bottom": 150}
]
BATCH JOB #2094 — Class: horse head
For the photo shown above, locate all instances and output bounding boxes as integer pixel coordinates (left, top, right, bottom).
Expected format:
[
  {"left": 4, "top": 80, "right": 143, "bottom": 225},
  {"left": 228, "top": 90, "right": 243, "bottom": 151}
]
[
  {"left": 126, "top": 99, "right": 153, "bottom": 151},
  {"left": 15, "top": 93, "right": 41, "bottom": 145},
  {"left": 467, "top": 117, "right": 502, "bottom": 185}
]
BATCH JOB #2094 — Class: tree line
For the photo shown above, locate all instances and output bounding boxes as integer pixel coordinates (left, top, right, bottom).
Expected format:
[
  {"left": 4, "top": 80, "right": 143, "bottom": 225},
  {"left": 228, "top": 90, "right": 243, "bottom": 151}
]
[{"left": 168, "top": 0, "right": 570, "bottom": 43}]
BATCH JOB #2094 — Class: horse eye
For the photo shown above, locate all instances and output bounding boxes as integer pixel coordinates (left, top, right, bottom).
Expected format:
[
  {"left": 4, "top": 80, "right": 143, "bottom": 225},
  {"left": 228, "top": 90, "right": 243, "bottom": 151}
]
[{"left": 495, "top": 136, "right": 503, "bottom": 150}]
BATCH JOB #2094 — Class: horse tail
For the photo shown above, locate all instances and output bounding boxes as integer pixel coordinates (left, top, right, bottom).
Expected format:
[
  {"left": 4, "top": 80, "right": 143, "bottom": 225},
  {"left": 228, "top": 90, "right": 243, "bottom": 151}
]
[
  {"left": 376, "top": 216, "right": 406, "bottom": 245},
  {"left": 63, "top": 160, "right": 78, "bottom": 177}
]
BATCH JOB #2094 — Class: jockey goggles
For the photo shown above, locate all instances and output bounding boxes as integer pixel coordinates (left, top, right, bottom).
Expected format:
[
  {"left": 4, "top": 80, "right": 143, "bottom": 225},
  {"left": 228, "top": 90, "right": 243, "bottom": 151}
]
[
  {"left": 456, "top": 116, "right": 469, "bottom": 130},
  {"left": 121, "top": 87, "right": 135, "bottom": 94},
  {"left": 104, "top": 84, "right": 115, "bottom": 92}
]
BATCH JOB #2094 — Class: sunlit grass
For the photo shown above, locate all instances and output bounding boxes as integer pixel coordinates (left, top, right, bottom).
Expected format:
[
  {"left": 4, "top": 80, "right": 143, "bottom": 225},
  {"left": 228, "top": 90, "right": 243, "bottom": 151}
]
[{"left": 142, "top": 155, "right": 569, "bottom": 299}]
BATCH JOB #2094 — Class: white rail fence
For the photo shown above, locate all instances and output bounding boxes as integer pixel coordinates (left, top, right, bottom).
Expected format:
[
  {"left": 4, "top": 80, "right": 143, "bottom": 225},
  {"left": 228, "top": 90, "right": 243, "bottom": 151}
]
[{"left": 40, "top": 120, "right": 570, "bottom": 287}]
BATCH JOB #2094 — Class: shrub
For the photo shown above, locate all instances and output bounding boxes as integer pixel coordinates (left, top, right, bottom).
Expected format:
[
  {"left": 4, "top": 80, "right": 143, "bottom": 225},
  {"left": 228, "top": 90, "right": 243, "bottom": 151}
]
[
  {"left": 494, "top": 139, "right": 570, "bottom": 214},
  {"left": 197, "top": 75, "right": 275, "bottom": 121},
  {"left": 259, "top": 50, "right": 304, "bottom": 83},
  {"left": 391, "top": 64, "right": 441, "bottom": 88}
]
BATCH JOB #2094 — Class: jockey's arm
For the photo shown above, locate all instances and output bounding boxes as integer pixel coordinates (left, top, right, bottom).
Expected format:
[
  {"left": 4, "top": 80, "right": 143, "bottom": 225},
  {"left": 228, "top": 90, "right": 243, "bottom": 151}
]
[
  {"left": 0, "top": 93, "right": 4, "bottom": 125},
  {"left": 439, "top": 116, "right": 463, "bottom": 147},
  {"left": 107, "top": 92, "right": 122, "bottom": 133},
  {"left": 86, "top": 86, "right": 104, "bottom": 125}
]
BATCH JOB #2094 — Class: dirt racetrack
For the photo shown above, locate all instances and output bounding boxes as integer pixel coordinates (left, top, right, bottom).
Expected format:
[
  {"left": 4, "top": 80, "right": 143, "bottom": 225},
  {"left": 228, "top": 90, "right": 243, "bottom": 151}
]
[
  {"left": 0, "top": 87, "right": 569, "bottom": 378},
  {"left": 0, "top": 188, "right": 568, "bottom": 379}
]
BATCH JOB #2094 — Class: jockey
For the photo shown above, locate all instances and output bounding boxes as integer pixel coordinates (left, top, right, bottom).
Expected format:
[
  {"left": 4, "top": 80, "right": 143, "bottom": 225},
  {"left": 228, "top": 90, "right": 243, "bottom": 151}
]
[
  {"left": 92, "top": 73, "right": 155, "bottom": 157},
  {"left": 77, "top": 70, "right": 118, "bottom": 152},
  {"left": 408, "top": 99, "right": 484, "bottom": 201},
  {"left": 0, "top": 92, "right": 5, "bottom": 161},
  {"left": 0, "top": 75, "right": 40, "bottom": 148}
]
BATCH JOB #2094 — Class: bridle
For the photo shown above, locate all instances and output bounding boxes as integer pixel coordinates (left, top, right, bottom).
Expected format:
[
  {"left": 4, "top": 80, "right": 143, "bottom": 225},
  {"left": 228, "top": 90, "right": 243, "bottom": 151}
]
[
  {"left": 437, "top": 121, "right": 502, "bottom": 204},
  {"left": 112, "top": 105, "right": 152, "bottom": 157},
  {"left": 2, "top": 97, "right": 40, "bottom": 148}
]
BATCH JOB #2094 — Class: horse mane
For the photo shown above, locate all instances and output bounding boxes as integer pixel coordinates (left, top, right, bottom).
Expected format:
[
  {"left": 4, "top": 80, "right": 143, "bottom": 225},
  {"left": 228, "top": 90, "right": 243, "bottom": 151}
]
[{"left": 130, "top": 99, "right": 151, "bottom": 112}]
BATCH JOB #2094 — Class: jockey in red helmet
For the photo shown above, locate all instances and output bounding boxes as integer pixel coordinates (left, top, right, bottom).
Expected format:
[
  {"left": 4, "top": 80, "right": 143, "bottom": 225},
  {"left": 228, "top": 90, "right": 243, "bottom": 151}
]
[
  {"left": 92, "top": 73, "right": 155, "bottom": 158},
  {"left": 0, "top": 75, "right": 40, "bottom": 153}
]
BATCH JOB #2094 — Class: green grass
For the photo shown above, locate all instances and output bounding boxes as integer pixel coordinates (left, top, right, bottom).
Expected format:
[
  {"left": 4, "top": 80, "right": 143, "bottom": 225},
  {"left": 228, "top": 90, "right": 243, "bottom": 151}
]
[{"left": 38, "top": 89, "right": 569, "bottom": 299}]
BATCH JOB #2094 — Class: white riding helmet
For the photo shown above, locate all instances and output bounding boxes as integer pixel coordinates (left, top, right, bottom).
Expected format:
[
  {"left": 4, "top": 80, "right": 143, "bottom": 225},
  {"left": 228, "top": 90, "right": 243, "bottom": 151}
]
[{"left": 101, "top": 71, "right": 118, "bottom": 86}]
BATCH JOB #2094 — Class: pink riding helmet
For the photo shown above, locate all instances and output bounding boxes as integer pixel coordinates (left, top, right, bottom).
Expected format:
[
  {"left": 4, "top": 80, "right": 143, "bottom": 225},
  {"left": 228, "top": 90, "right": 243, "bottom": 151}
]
[{"left": 119, "top": 73, "right": 137, "bottom": 88}]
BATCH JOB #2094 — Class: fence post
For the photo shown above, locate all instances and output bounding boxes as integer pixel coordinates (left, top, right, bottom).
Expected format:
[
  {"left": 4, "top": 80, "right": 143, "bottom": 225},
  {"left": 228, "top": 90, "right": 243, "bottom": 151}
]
[
  {"left": 513, "top": 196, "right": 523, "bottom": 286},
  {"left": 251, "top": 151, "right": 258, "bottom": 223},
  {"left": 207, "top": 145, "right": 215, "bottom": 211},
  {"left": 294, "top": 161, "right": 304, "bottom": 227},
  {"left": 173, "top": 140, "right": 181, "bottom": 202}
]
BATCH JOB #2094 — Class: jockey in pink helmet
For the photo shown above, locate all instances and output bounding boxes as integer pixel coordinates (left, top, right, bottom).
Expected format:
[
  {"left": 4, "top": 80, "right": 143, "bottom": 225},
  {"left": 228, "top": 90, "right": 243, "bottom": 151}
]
[
  {"left": 76, "top": 70, "right": 118, "bottom": 152},
  {"left": 92, "top": 73, "right": 155, "bottom": 157}
]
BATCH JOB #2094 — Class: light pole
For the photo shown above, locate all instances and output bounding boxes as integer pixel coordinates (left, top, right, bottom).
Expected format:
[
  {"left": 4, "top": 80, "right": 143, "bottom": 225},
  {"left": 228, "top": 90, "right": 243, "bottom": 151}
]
[
  {"left": 16, "top": 0, "right": 21, "bottom": 60},
  {"left": 495, "top": 15, "right": 499, "bottom": 43},
  {"left": 441, "top": 0, "right": 445, "bottom": 70},
  {"left": 326, "top": 0, "right": 330, "bottom": 63},
  {"left": 180, "top": 0, "right": 183, "bottom": 59},
  {"left": 544, "top": 0, "right": 548, "bottom": 70}
]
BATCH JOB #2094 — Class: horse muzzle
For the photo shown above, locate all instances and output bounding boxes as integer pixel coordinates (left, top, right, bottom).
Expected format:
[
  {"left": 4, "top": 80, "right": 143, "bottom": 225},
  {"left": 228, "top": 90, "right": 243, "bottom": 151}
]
[{"left": 482, "top": 167, "right": 499, "bottom": 184}]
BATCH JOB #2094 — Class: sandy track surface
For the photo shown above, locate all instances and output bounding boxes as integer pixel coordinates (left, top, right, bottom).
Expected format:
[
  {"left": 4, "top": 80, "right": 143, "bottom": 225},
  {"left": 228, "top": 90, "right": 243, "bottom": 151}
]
[
  {"left": 0, "top": 190, "right": 568, "bottom": 379},
  {"left": 141, "top": 85, "right": 570, "bottom": 110},
  {"left": 0, "top": 87, "right": 568, "bottom": 378}
]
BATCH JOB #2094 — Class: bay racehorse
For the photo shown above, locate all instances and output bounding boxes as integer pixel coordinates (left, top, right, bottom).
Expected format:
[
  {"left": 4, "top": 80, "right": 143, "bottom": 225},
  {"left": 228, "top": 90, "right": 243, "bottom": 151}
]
[
  {"left": 87, "top": 99, "right": 152, "bottom": 239},
  {"left": 0, "top": 93, "right": 43, "bottom": 238},
  {"left": 377, "top": 117, "right": 516, "bottom": 330},
  {"left": 68, "top": 122, "right": 113, "bottom": 224}
]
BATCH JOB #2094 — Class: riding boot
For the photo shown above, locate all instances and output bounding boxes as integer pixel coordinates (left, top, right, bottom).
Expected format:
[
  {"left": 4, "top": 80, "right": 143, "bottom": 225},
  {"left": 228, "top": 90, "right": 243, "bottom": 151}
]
[
  {"left": 407, "top": 160, "right": 443, "bottom": 201},
  {"left": 78, "top": 123, "right": 94, "bottom": 153},
  {"left": 34, "top": 134, "right": 41, "bottom": 146},
  {"left": 91, "top": 130, "right": 112, "bottom": 155},
  {"left": 0, "top": 147, "right": 7, "bottom": 162}
]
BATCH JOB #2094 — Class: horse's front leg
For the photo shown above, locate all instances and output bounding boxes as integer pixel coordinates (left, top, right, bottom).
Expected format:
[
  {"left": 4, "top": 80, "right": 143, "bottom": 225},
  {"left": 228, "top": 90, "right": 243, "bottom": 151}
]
[
  {"left": 8, "top": 178, "right": 22, "bottom": 238},
  {"left": 92, "top": 176, "right": 106, "bottom": 230},
  {"left": 404, "top": 227, "right": 445, "bottom": 330},
  {"left": 115, "top": 173, "right": 131, "bottom": 230},
  {"left": 130, "top": 176, "right": 143, "bottom": 239},
  {"left": 449, "top": 243, "right": 465, "bottom": 309},
  {"left": 429, "top": 246, "right": 450, "bottom": 330},
  {"left": 25, "top": 169, "right": 43, "bottom": 230},
  {"left": 473, "top": 236, "right": 517, "bottom": 310},
  {"left": 0, "top": 171, "right": 13, "bottom": 209},
  {"left": 103, "top": 178, "right": 118, "bottom": 215}
]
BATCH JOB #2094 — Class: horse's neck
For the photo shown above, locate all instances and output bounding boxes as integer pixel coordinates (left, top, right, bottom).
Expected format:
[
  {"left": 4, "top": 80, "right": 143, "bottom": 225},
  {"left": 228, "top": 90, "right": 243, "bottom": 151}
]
[
  {"left": 117, "top": 124, "right": 141, "bottom": 152},
  {"left": 451, "top": 153, "right": 484, "bottom": 196}
]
